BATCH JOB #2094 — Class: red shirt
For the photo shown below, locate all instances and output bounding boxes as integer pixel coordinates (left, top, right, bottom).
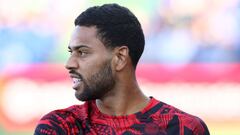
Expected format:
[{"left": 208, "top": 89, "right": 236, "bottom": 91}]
[{"left": 34, "top": 97, "right": 209, "bottom": 135}]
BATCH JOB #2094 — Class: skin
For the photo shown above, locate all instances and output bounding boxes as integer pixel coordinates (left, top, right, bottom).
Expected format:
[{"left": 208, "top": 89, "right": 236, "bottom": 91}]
[{"left": 65, "top": 26, "right": 149, "bottom": 116}]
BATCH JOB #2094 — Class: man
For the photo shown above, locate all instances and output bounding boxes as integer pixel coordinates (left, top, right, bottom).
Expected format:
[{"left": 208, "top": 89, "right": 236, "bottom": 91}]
[{"left": 34, "top": 4, "right": 210, "bottom": 135}]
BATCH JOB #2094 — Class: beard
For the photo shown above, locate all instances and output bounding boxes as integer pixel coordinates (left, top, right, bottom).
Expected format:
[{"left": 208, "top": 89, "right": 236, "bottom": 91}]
[{"left": 75, "top": 60, "right": 115, "bottom": 101}]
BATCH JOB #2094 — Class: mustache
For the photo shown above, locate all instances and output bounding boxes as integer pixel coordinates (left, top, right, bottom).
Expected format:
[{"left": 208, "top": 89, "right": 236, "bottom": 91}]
[{"left": 69, "top": 70, "right": 83, "bottom": 79}]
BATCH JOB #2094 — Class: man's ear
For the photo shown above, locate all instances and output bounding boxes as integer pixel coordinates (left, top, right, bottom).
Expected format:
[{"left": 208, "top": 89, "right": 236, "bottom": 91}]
[{"left": 112, "top": 46, "right": 129, "bottom": 71}]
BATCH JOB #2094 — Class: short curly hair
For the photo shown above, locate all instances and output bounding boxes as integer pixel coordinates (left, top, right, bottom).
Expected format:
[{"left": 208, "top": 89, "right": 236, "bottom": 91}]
[{"left": 74, "top": 3, "right": 145, "bottom": 68}]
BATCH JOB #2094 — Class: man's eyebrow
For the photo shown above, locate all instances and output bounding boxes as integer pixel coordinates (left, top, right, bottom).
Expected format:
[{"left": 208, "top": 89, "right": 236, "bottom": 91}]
[{"left": 68, "top": 45, "right": 90, "bottom": 50}]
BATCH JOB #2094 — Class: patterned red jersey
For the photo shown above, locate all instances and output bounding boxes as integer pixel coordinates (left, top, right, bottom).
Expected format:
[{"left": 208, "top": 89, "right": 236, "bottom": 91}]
[{"left": 34, "top": 97, "right": 210, "bottom": 135}]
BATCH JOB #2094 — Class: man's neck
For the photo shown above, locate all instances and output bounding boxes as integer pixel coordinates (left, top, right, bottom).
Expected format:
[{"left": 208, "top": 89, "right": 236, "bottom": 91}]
[{"left": 95, "top": 81, "right": 149, "bottom": 116}]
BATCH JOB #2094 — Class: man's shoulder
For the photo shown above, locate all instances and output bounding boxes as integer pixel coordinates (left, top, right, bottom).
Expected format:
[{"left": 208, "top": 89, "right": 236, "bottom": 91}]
[
  {"left": 41, "top": 102, "right": 89, "bottom": 122},
  {"left": 34, "top": 102, "right": 90, "bottom": 134},
  {"left": 152, "top": 98, "right": 201, "bottom": 119},
  {"left": 151, "top": 98, "right": 209, "bottom": 134}
]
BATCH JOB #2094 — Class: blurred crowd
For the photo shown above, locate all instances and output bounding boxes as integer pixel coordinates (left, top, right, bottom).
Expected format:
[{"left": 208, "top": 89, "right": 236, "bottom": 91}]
[
  {"left": 0, "top": 0, "right": 240, "bottom": 71},
  {"left": 143, "top": 0, "right": 240, "bottom": 63}
]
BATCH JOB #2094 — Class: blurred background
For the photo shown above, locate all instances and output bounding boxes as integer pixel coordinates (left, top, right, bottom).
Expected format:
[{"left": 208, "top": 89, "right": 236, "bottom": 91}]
[{"left": 0, "top": 0, "right": 240, "bottom": 134}]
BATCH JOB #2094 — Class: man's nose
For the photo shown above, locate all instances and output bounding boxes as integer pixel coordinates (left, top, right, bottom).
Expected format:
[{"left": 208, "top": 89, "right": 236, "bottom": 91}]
[{"left": 65, "top": 56, "right": 78, "bottom": 70}]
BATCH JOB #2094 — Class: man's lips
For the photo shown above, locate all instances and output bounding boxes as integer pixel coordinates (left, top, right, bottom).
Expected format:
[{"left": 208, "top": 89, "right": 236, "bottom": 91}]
[
  {"left": 70, "top": 74, "right": 82, "bottom": 79},
  {"left": 72, "top": 78, "right": 82, "bottom": 83},
  {"left": 68, "top": 70, "right": 83, "bottom": 79},
  {"left": 68, "top": 71, "right": 83, "bottom": 90},
  {"left": 70, "top": 75, "right": 83, "bottom": 90}
]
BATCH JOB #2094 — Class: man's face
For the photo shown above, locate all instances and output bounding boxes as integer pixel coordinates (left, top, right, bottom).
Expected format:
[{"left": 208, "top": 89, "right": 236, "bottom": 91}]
[{"left": 65, "top": 26, "right": 115, "bottom": 101}]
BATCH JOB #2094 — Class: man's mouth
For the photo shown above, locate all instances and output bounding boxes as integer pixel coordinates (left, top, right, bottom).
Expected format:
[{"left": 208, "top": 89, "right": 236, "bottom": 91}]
[
  {"left": 68, "top": 70, "right": 83, "bottom": 90},
  {"left": 72, "top": 78, "right": 82, "bottom": 90}
]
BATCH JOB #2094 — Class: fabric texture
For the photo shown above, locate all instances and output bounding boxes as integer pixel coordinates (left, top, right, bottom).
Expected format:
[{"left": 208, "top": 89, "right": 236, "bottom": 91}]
[{"left": 34, "top": 97, "right": 210, "bottom": 135}]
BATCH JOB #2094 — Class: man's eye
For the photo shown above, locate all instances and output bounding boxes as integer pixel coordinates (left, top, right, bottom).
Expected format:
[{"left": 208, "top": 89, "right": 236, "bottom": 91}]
[
  {"left": 68, "top": 50, "right": 72, "bottom": 54},
  {"left": 79, "top": 51, "right": 87, "bottom": 56}
]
